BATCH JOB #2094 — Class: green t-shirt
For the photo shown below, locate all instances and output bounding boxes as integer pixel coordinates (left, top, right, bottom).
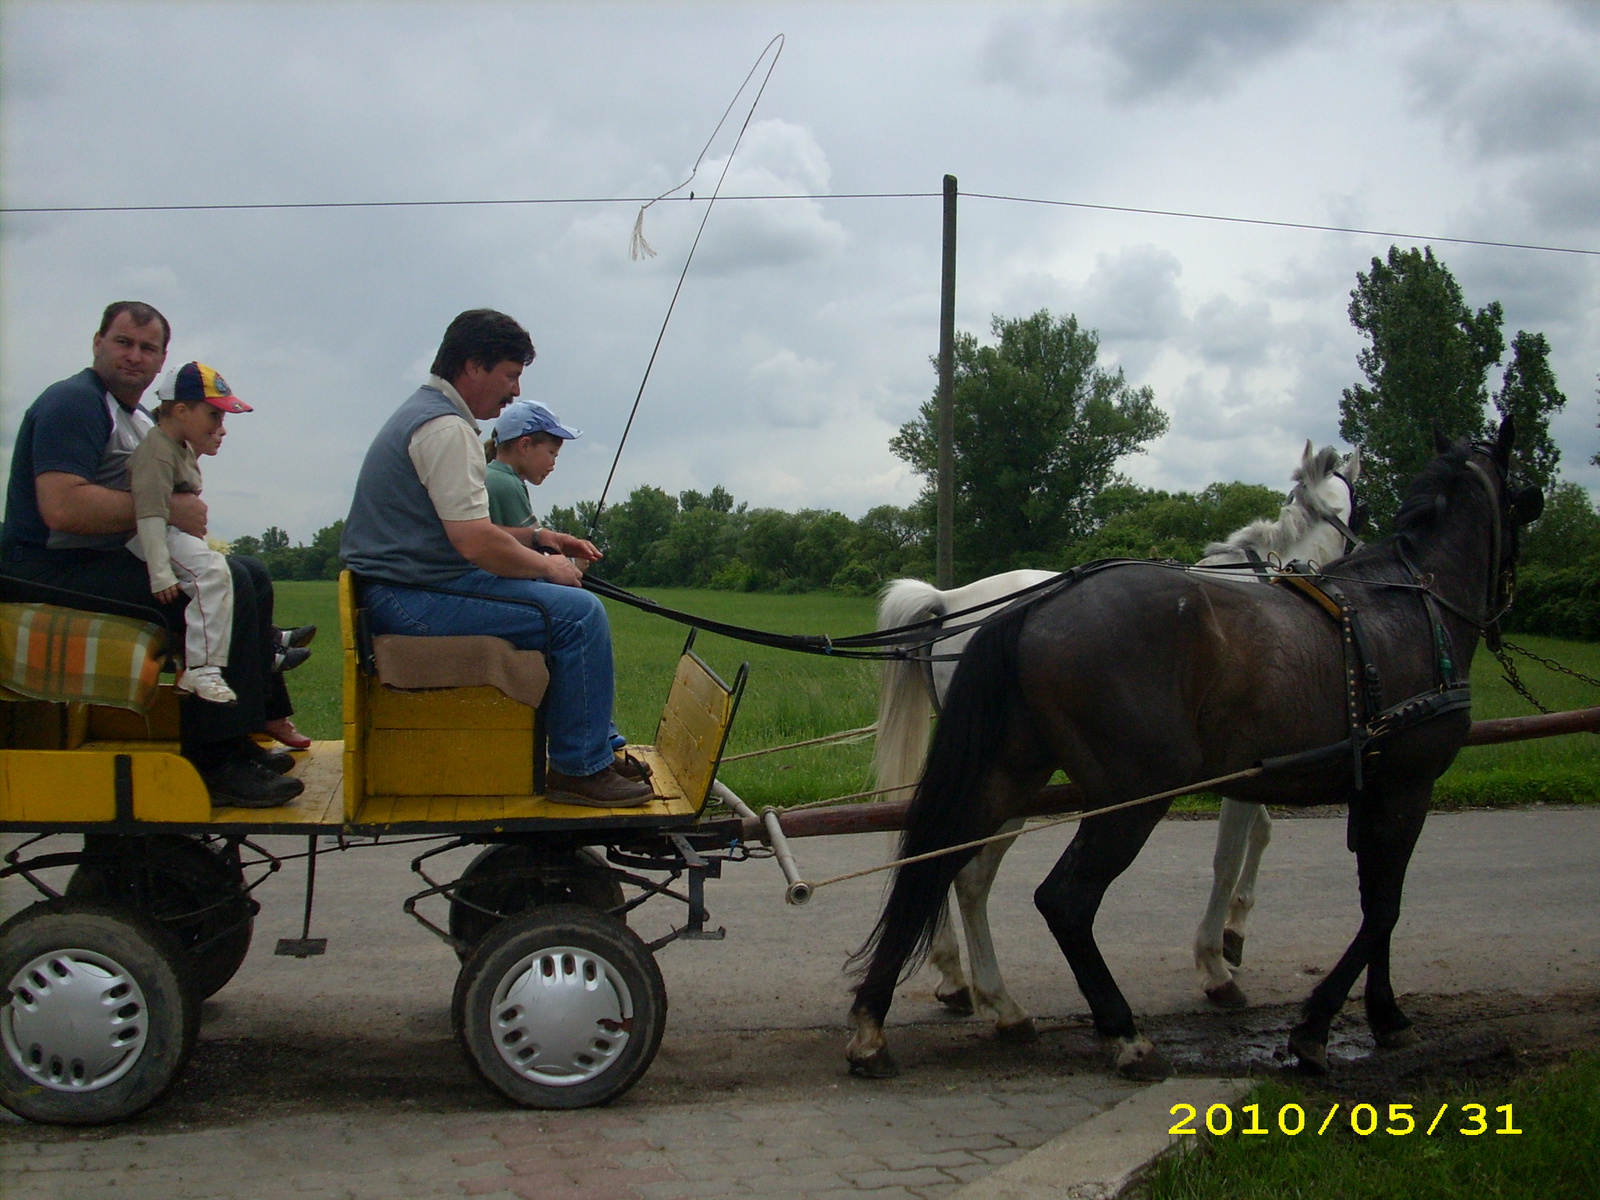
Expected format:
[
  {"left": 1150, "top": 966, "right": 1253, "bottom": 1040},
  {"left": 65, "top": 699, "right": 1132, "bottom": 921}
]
[{"left": 485, "top": 457, "right": 536, "bottom": 528}]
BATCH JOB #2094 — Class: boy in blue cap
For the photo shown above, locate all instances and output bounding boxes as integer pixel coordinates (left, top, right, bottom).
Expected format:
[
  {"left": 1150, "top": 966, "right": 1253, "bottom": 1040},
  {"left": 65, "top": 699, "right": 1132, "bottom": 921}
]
[{"left": 485, "top": 399, "right": 579, "bottom": 532}]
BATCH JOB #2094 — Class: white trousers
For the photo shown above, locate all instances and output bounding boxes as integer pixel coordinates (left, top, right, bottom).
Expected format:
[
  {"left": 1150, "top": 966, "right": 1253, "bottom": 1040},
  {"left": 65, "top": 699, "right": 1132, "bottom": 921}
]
[{"left": 127, "top": 528, "right": 234, "bottom": 670}]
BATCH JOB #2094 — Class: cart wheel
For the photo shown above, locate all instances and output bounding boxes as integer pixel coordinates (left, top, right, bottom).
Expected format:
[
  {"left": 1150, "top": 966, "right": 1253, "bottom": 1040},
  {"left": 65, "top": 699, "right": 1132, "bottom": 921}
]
[
  {"left": 449, "top": 845, "right": 626, "bottom": 959},
  {"left": 67, "top": 835, "right": 254, "bottom": 999},
  {"left": 453, "top": 904, "right": 666, "bottom": 1110},
  {"left": 0, "top": 900, "right": 198, "bottom": 1126}
]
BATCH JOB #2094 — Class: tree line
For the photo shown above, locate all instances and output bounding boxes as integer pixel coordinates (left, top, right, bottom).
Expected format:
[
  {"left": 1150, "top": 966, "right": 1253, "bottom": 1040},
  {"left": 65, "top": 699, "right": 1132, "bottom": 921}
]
[{"left": 231, "top": 244, "right": 1600, "bottom": 636}]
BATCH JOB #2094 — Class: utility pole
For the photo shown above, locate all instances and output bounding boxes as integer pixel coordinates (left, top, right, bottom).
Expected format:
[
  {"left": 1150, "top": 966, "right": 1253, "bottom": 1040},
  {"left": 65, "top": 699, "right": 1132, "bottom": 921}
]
[{"left": 936, "top": 174, "right": 957, "bottom": 590}]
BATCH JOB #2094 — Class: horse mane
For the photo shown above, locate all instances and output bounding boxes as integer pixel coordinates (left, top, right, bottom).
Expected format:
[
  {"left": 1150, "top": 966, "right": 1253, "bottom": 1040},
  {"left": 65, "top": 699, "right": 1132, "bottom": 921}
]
[
  {"left": 1388, "top": 442, "right": 1474, "bottom": 547},
  {"left": 1202, "top": 445, "right": 1344, "bottom": 561}
]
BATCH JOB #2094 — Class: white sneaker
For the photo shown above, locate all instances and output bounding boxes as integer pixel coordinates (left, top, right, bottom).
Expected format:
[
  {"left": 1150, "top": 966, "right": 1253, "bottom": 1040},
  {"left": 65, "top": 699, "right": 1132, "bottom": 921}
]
[{"left": 176, "top": 665, "right": 238, "bottom": 705}]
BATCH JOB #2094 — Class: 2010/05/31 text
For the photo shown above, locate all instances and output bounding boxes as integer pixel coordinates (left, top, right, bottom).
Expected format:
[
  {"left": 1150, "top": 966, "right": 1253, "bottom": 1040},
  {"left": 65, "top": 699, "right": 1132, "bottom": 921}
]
[{"left": 1169, "top": 1102, "right": 1521, "bottom": 1138}]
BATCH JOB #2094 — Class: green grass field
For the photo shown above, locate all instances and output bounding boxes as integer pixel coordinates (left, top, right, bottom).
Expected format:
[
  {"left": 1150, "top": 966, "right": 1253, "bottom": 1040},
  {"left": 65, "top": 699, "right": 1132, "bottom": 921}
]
[
  {"left": 1141, "top": 1053, "right": 1600, "bottom": 1200},
  {"left": 272, "top": 581, "right": 1599, "bottom": 809}
]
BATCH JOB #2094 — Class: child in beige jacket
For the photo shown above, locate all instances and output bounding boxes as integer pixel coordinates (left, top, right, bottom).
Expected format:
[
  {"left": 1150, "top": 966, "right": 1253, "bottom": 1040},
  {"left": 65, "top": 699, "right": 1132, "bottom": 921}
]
[{"left": 127, "top": 361, "right": 252, "bottom": 704}]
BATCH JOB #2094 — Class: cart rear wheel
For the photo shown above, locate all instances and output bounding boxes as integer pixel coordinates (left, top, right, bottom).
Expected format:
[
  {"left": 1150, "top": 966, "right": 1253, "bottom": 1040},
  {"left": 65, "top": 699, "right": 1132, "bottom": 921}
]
[
  {"left": 0, "top": 900, "right": 197, "bottom": 1125},
  {"left": 67, "top": 835, "right": 254, "bottom": 999},
  {"left": 453, "top": 904, "right": 665, "bottom": 1110},
  {"left": 449, "top": 845, "right": 625, "bottom": 959}
]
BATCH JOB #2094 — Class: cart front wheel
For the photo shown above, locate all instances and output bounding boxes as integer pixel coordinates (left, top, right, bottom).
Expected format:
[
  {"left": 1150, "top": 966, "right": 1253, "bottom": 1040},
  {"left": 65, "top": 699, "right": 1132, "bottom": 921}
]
[
  {"left": 453, "top": 904, "right": 665, "bottom": 1110},
  {"left": 0, "top": 900, "right": 197, "bottom": 1125}
]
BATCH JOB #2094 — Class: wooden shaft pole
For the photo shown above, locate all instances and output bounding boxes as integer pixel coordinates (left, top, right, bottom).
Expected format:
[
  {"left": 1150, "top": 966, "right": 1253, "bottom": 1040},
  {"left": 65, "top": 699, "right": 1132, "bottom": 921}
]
[{"left": 737, "top": 707, "right": 1600, "bottom": 841}]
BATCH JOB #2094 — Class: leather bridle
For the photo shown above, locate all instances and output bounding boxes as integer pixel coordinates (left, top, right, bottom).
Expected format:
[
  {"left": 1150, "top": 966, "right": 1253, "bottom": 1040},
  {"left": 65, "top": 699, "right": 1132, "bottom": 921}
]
[{"left": 1287, "top": 465, "right": 1367, "bottom": 558}]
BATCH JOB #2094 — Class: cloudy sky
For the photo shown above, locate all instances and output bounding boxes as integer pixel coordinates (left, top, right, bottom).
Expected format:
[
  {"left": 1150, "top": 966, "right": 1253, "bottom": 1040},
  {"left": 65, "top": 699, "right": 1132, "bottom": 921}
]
[{"left": 4, "top": 1, "right": 1598, "bottom": 544}]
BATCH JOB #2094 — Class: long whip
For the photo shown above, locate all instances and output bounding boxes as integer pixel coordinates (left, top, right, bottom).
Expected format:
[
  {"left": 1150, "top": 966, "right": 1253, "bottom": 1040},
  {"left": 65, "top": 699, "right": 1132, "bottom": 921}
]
[{"left": 589, "top": 34, "right": 786, "bottom": 535}]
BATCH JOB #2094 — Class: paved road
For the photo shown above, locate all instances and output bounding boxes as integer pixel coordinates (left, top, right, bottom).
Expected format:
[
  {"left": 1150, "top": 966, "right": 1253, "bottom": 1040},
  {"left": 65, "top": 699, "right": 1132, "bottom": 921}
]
[{"left": 2, "top": 807, "right": 1596, "bottom": 1198}]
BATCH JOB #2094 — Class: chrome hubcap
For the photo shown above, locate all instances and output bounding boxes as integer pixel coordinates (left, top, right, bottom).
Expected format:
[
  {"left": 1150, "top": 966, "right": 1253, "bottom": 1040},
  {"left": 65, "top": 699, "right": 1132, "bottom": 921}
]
[
  {"left": 3, "top": 949, "right": 149, "bottom": 1092},
  {"left": 490, "top": 946, "right": 632, "bottom": 1087}
]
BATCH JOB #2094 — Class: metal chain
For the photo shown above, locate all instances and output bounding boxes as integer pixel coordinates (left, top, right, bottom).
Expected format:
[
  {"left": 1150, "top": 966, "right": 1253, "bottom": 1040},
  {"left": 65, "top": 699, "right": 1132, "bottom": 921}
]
[{"left": 1492, "top": 639, "right": 1600, "bottom": 716}]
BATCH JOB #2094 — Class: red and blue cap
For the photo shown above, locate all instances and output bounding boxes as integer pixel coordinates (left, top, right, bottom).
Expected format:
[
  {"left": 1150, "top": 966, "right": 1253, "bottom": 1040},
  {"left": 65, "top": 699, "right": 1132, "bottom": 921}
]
[{"left": 155, "top": 362, "right": 252, "bottom": 413}]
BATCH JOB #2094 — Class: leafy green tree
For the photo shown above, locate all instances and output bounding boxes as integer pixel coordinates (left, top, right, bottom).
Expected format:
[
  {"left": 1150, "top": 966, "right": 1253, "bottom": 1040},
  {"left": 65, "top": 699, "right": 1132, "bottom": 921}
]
[
  {"left": 1493, "top": 331, "right": 1566, "bottom": 491},
  {"left": 840, "top": 504, "right": 928, "bottom": 590},
  {"left": 891, "top": 309, "right": 1168, "bottom": 581},
  {"left": 228, "top": 533, "right": 262, "bottom": 558},
  {"left": 544, "top": 501, "right": 599, "bottom": 540},
  {"left": 309, "top": 520, "right": 345, "bottom": 580},
  {"left": 680, "top": 485, "right": 735, "bottom": 514},
  {"left": 738, "top": 509, "right": 802, "bottom": 589},
  {"left": 792, "top": 510, "right": 856, "bottom": 590},
  {"left": 1519, "top": 481, "right": 1600, "bottom": 569},
  {"left": 1338, "top": 246, "right": 1504, "bottom": 529},
  {"left": 261, "top": 526, "right": 290, "bottom": 553},
  {"left": 642, "top": 503, "right": 745, "bottom": 587},
  {"left": 596, "top": 486, "right": 678, "bottom": 582}
]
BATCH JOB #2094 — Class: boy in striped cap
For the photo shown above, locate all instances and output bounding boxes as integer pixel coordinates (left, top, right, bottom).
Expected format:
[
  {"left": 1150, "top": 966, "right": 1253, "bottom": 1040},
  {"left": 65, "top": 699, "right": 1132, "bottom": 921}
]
[{"left": 127, "top": 361, "right": 251, "bottom": 705}]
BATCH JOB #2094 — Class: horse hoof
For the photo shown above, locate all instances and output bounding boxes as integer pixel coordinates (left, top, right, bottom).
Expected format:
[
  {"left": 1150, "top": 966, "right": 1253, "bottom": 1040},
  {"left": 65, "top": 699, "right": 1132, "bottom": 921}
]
[
  {"left": 1117, "top": 1049, "right": 1172, "bottom": 1081},
  {"left": 848, "top": 1050, "right": 900, "bottom": 1079},
  {"left": 1222, "top": 930, "right": 1245, "bottom": 968},
  {"left": 1288, "top": 1030, "right": 1329, "bottom": 1075},
  {"left": 1205, "top": 980, "right": 1249, "bottom": 1009},
  {"left": 1110, "top": 1037, "right": 1171, "bottom": 1080},
  {"left": 995, "top": 1017, "right": 1038, "bottom": 1044},
  {"left": 1374, "top": 1025, "right": 1417, "bottom": 1051},
  {"left": 935, "top": 986, "right": 975, "bottom": 1016}
]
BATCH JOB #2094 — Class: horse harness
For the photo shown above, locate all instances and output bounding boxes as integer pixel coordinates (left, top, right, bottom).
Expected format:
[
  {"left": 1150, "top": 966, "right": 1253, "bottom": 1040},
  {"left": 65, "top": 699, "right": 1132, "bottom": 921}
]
[
  {"left": 1270, "top": 566, "right": 1471, "bottom": 782},
  {"left": 1266, "top": 451, "right": 1514, "bottom": 848}
]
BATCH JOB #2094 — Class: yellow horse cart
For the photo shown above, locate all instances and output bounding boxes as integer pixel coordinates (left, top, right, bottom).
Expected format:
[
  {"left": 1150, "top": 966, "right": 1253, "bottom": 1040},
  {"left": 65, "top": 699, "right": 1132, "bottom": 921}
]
[{"left": 0, "top": 572, "right": 747, "bottom": 1124}]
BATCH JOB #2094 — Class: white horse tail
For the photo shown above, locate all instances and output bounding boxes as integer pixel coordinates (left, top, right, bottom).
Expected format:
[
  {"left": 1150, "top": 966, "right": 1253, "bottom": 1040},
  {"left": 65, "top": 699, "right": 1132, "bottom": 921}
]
[{"left": 873, "top": 579, "right": 945, "bottom": 804}]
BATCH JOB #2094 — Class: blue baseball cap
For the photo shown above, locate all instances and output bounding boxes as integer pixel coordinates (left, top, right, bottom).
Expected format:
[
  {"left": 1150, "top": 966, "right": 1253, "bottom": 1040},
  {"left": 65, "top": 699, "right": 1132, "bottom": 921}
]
[{"left": 494, "top": 400, "right": 581, "bottom": 443}]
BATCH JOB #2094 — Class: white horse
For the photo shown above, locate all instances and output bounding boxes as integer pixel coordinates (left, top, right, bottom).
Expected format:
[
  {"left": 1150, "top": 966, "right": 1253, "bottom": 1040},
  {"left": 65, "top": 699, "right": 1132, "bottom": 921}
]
[{"left": 874, "top": 442, "right": 1362, "bottom": 1038}]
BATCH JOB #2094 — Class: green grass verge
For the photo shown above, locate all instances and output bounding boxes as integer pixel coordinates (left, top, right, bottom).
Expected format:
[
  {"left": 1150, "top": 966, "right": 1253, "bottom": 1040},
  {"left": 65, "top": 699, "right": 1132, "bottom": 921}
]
[
  {"left": 1141, "top": 1053, "right": 1600, "bottom": 1200},
  {"left": 1432, "top": 634, "right": 1600, "bottom": 807},
  {"left": 270, "top": 582, "right": 1599, "bottom": 809}
]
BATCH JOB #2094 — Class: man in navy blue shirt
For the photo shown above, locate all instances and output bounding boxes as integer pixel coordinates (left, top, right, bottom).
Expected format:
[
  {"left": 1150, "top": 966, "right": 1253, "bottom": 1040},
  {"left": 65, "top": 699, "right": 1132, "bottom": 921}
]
[{"left": 2, "top": 302, "right": 303, "bottom": 808}]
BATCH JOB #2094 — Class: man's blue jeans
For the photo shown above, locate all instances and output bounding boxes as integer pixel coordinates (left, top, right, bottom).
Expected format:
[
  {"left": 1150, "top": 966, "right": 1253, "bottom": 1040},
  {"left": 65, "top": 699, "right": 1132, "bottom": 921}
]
[{"left": 363, "top": 571, "right": 617, "bottom": 777}]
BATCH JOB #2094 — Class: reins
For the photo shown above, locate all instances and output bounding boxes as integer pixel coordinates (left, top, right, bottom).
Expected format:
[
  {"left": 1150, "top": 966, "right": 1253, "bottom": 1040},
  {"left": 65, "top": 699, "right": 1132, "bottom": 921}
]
[
  {"left": 582, "top": 565, "right": 1099, "bottom": 660},
  {"left": 582, "top": 552, "right": 1381, "bottom": 664}
]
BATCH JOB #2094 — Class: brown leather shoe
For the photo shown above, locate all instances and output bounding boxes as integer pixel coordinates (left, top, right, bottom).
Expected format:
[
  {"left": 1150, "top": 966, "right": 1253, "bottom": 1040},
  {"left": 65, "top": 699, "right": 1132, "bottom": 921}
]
[{"left": 547, "top": 765, "right": 654, "bottom": 808}]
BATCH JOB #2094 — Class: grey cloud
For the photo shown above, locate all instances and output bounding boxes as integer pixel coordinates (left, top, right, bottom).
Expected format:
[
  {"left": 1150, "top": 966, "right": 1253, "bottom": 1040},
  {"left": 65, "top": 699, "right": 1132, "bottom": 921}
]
[
  {"left": 744, "top": 346, "right": 837, "bottom": 429},
  {"left": 1090, "top": 1, "right": 1334, "bottom": 102},
  {"left": 975, "top": 13, "right": 1078, "bottom": 99},
  {"left": 975, "top": 2, "right": 1330, "bottom": 103},
  {"left": 1514, "top": 157, "right": 1600, "bottom": 233},
  {"left": 1188, "top": 294, "right": 1274, "bottom": 366},
  {"left": 1078, "top": 245, "right": 1186, "bottom": 374},
  {"left": 1406, "top": 21, "right": 1600, "bottom": 159}
]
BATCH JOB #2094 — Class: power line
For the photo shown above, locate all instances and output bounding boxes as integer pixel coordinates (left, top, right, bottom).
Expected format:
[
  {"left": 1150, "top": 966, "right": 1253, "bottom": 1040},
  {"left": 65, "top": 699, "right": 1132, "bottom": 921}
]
[
  {"left": 2, "top": 188, "right": 1594, "bottom": 257},
  {"left": 0, "top": 192, "right": 936, "bottom": 214},
  {"left": 962, "top": 191, "right": 1600, "bottom": 259}
]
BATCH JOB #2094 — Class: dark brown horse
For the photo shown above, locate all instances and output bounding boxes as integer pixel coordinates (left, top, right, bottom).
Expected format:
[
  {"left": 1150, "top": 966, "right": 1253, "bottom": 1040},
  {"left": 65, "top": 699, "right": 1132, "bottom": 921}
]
[{"left": 847, "top": 418, "right": 1543, "bottom": 1079}]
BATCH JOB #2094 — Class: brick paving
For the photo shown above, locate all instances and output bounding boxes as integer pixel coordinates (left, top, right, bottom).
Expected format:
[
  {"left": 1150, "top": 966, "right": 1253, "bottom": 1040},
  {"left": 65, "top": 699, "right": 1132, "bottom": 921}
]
[{"left": 0, "top": 1080, "right": 1141, "bottom": 1200}]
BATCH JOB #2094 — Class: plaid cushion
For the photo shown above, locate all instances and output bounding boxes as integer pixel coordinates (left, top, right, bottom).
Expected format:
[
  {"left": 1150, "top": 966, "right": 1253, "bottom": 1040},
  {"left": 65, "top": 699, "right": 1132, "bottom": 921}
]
[{"left": 0, "top": 602, "right": 167, "bottom": 712}]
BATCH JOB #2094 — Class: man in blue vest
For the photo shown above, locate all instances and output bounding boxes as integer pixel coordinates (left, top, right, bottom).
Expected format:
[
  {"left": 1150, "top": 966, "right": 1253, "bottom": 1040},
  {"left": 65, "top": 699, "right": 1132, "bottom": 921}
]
[{"left": 341, "top": 309, "right": 650, "bottom": 807}]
